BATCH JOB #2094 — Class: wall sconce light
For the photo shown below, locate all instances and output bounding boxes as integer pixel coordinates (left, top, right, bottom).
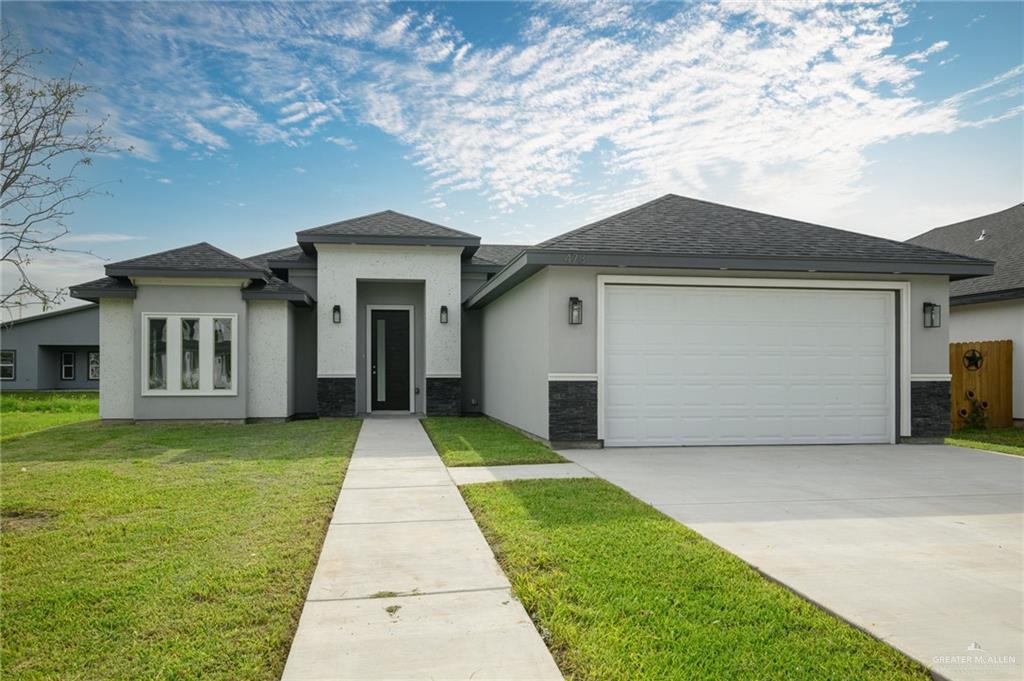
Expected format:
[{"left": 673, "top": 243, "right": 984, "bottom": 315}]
[
  {"left": 568, "top": 297, "right": 583, "bottom": 325},
  {"left": 332, "top": 305, "right": 341, "bottom": 324},
  {"left": 923, "top": 302, "right": 941, "bottom": 328},
  {"left": 440, "top": 305, "right": 449, "bottom": 324}
]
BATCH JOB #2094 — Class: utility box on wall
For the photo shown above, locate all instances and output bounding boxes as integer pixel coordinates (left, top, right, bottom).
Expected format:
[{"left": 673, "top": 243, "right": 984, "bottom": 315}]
[{"left": 949, "top": 340, "right": 1014, "bottom": 429}]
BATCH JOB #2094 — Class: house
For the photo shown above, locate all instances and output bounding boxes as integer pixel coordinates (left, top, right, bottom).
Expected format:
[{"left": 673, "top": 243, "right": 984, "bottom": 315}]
[
  {"left": 0, "top": 304, "right": 100, "bottom": 391},
  {"left": 908, "top": 204, "right": 1023, "bottom": 423},
  {"left": 70, "top": 195, "right": 992, "bottom": 445}
]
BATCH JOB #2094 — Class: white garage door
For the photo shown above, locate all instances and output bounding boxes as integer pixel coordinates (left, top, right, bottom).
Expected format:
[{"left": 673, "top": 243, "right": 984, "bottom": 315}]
[{"left": 602, "top": 285, "right": 895, "bottom": 446}]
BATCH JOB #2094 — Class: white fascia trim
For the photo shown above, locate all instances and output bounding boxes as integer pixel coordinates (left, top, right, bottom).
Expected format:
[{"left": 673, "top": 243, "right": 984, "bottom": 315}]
[
  {"left": 596, "top": 274, "right": 913, "bottom": 441},
  {"left": 911, "top": 373, "right": 952, "bottom": 381},
  {"left": 548, "top": 373, "right": 598, "bottom": 381}
]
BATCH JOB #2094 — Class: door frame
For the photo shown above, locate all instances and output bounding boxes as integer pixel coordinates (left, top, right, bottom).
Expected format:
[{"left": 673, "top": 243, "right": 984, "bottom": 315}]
[
  {"left": 596, "top": 275, "right": 911, "bottom": 444},
  {"left": 365, "top": 304, "right": 415, "bottom": 414}
]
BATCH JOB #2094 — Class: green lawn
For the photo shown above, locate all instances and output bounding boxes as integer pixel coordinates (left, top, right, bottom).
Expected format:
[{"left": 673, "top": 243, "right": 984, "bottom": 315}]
[
  {"left": 1, "top": 418, "right": 360, "bottom": 680},
  {"left": 462, "top": 479, "right": 929, "bottom": 681},
  {"left": 947, "top": 427, "right": 1024, "bottom": 456},
  {"left": 1, "top": 390, "right": 99, "bottom": 441},
  {"left": 420, "top": 416, "right": 566, "bottom": 466}
]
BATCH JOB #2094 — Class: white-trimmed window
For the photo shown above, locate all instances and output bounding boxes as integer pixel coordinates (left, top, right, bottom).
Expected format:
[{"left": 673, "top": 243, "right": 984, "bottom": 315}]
[
  {"left": 88, "top": 351, "right": 100, "bottom": 381},
  {"left": 60, "top": 352, "right": 75, "bottom": 381},
  {"left": 142, "top": 313, "right": 237, "bottom": 396},
  {"left": 0, "top": 350, "right": 15, "bottom": 381}
]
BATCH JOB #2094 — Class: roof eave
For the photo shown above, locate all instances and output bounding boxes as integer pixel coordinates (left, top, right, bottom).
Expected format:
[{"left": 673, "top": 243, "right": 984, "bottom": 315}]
[
  {"left": 950, "top": 287, "right": 1024, "bottom": 307},
  {"left": 69, "top": 286, "right": 137, "bottom": 303},
  {"left": 297, "top": 233, "right": 480, "bottom": 254},
  {"left": 105, "top": 266, "right": 265, "bottom": 279},
  {"left": 466, "top": 250, "right": 996, "bottom": 309},
  {"left": 266, "top": 257, "right": 317, "bottom": 270}
]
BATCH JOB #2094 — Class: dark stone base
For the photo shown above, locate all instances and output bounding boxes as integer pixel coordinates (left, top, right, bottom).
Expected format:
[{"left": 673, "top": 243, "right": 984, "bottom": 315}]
[
  {"left": 318, "top": 377, "right": 356, "bottom": 417},
  {"left": 426, "top": 377, "right": 462, "bottom": 416},
  {"left": 911, "top": 380, "right": 951, "bottom": 438},
  {"left": 549, "top": 380, "right": 598, "bottom": 442}
]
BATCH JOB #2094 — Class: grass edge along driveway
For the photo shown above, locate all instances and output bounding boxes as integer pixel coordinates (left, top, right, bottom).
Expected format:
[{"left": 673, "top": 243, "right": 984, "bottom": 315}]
[
  {"left": 421, "top": 415, "right": 566, "bottom": 466},
  {"left": 1, "top": 418, "right": 360, "bottom": 680},
  {"left": 462, "top": 478, "right": 930, "bottom": 681},
  {"left": 946, "top": 427, "right": 1024, "bottom": 457}
]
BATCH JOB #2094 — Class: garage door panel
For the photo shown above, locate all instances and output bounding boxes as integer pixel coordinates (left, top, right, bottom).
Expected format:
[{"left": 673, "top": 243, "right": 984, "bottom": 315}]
[{"left": 603, "top": 285, "right": 894, "bottom": 446}]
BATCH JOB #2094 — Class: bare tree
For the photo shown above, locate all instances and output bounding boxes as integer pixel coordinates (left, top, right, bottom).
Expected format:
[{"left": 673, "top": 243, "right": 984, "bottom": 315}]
[{"left": 1, "top": 27, "right": 117, "bottom": 316}]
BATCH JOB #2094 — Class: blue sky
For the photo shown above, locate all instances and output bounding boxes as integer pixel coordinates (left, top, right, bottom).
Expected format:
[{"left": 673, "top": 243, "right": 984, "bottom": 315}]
[{"left": 4, "top": 1, "right": 1022, "bottom": 311}]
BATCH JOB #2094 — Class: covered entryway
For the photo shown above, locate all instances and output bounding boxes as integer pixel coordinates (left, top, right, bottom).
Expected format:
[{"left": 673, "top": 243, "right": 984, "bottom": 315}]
[{"left": 601, "top": 282, "right": 897, "bottom": 446}]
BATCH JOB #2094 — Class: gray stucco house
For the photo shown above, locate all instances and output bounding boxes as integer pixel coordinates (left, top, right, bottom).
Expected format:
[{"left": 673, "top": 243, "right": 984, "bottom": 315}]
[
  {"left": 70, "top": 194, "right": 993, "bottom": 445},
  {"left": 1, "top": 304, "right": 100, "bottom": 391},
  {"left": 908, "top": 203, "right": 1023, "bottom": 422}
]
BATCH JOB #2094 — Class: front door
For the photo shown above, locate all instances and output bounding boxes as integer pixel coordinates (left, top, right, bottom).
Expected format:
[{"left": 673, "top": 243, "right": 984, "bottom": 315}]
[{"left": 370, "top": 309, "right": 411, "bottom": 411}]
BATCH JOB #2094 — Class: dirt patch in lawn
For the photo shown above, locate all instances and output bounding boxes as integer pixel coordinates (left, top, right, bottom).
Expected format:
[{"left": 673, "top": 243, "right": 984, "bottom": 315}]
[{"left": 1, "top": 509, "right": 53, "bottom": 531}]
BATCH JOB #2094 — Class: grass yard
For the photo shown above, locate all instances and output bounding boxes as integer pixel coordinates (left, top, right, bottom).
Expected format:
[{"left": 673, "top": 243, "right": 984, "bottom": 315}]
[
  {"left": 462, "top": 479, "right": 929, "bottom": 681},
  {"left": 1, "top": 390, "right": 99, "bottom": 441},
  {"left": 1, "top": 418, "right": 360, "bottom": 680},
  {"left": 420, "top": 416, "right": 565, "bottom": 466},
  {"left": 947, "top": 427, "right": 1024, "bottom": 457}
]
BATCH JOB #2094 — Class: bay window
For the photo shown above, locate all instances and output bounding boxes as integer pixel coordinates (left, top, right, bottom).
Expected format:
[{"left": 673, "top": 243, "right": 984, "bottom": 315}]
[{"left": 142, "top": 313, "right": 237, "bottom": 395}]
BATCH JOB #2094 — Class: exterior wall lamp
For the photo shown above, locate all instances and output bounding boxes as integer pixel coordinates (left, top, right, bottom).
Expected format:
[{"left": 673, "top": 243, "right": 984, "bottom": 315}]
[
  {"left": 440, "top": 305, "right": 449, "bottom": 324},
  {"left": 568, "top": 297, "right": 583, "bottom": 325},
  {"left": 332, "top": 305, "right": 341, "bottom": 324},
  {"left": 923, "top": 302, "right": 941, "bottom": 328}
]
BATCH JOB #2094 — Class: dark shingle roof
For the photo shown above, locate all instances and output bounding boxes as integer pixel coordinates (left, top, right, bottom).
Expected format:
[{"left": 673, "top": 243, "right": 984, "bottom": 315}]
[
  {"left": 244, "top": 245, "right": 315, "bottom": 269},
  {"left": 470, "top": 244, "right": 528, "bottom": 267},
  {"left": 907, "top": 204, "right": 1024, "bottom": 303},
  {"left": 298, "top": 210, "right": 477, "bottom": 240},
  {"left": 107, "top": 242, "right": 266, "bottom": 278},
  {"left": 537, "top": 194, "right": 987, "bottom": 266},
  {"left": 69, "top": 276, "right": 137, "bottom": 302},
  {"left": 242, "top": 276, "right": 313, "bottom": 304}
]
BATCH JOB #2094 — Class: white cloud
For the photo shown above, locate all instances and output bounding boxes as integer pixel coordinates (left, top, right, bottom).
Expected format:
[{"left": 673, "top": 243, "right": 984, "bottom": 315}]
[
  {"left": 62, "top": 233, "right": 145, "bottom": 243},
  {"left": 326, "top": 136, "right": 357, "bottom": 150},
  {"left": 15, "top": 1, "right": 1022, "bottom": 227},
  {"left": 293, "top": 166, "right": 307, "bottom": 174},
  {"left": 156, "top": 178, "right": 172, "bottom": 184}
]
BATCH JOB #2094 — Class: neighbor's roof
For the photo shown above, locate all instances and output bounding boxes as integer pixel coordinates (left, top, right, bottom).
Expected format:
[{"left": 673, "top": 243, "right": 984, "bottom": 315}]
[
  {"left": 467, "top": 194, "right": 995, "bottom": 308},
  {"left": 907, "top": 204, "right": 1024, "bottom": 305},
  {"left": 106, "top": 242, "right": 267, "bottom": 279},
  {"left": 3, "top": 303, "right": 98, "bottom": 326},
  {"left": 296, "top": 210, "right": 480, "bottom": 254}
]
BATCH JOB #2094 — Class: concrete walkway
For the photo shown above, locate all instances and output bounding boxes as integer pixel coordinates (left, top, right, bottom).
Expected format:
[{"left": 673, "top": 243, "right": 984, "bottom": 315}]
[
  {"left": 282, "top": 417, "right": 562, "bottom": 681},
  {"left": 447, "top": 462, "right": 595, "bottom": 485}
]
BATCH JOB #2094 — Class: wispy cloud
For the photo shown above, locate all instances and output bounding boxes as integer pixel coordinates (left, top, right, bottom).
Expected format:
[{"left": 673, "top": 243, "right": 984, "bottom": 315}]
[
  {"left": 13, "top": 1, "right": 1022, "bottom": 226},
  {"left": 62, "top": 233, "right": 146, "bottom": 244},
  {"left": 156, "top": 178, "right": 172, "bottom": 184}
]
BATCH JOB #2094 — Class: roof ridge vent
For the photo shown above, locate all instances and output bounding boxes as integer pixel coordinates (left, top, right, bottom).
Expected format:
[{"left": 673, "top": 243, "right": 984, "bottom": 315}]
[{"left": 976, "top": 229, "right": 987, "bottom": 241}]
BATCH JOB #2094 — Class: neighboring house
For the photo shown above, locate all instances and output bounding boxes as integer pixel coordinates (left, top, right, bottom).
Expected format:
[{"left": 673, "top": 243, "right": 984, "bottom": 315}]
[
  {"left": 908, "top": 204, "right": 1023, "bottom": 422},
  {"left": 0, "top": 304, "right": 100, "bottom": 391},
  {"left": 70, "top": 195, "right": 992, "bottom": 446}
]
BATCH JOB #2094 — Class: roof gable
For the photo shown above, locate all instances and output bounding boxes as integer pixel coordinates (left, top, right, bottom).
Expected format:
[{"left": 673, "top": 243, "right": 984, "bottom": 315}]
[
  {"left": 907, "top": 204, "right": 1023, "bottom": 302},
  {"left": 106, "top": 242, "right": 266, "bottom": 279},
  {"left": 295, "top": 210, "right": 480, "bottom": 253}
]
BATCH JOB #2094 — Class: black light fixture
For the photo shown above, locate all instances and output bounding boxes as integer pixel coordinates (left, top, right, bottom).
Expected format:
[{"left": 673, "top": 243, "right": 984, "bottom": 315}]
[
  {"left": 923, "top": 302, "right": 941, "bottom": 328},
  {"left": 440, "top": 305, "right": 449, "bottom": 324},
  {"left": 568, "top": 297, "right": 583, "bottom": 325},
  {"left": 332, "top": 305, "right": 341, "bottom": 324}
]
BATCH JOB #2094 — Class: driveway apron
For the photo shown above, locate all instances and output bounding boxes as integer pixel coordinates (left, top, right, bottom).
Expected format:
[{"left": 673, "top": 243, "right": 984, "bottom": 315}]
[{"left": 282, "top": 417, "right": 562, "bottom": 681}]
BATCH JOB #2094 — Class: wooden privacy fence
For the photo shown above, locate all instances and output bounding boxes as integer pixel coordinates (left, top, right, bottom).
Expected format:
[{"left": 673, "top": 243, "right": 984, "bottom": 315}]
[{"left": 949, "top": 340, "right": 1014, "bottom": 429}]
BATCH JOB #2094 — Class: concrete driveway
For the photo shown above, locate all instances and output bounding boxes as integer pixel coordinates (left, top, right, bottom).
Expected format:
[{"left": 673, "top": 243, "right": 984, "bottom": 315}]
[{"left": 561, "top": 444, "right": 1023, "bottom": 681}]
